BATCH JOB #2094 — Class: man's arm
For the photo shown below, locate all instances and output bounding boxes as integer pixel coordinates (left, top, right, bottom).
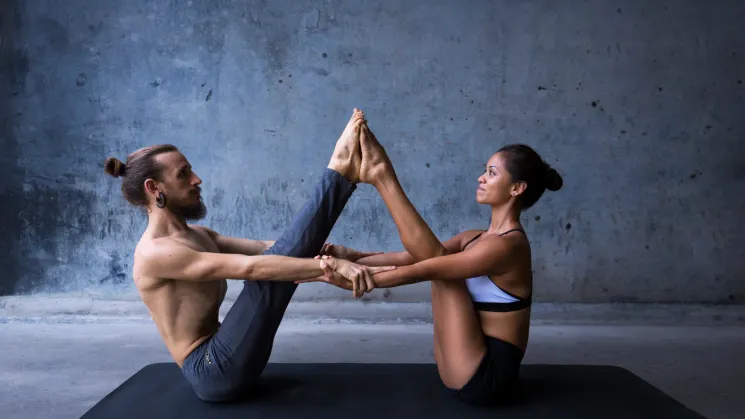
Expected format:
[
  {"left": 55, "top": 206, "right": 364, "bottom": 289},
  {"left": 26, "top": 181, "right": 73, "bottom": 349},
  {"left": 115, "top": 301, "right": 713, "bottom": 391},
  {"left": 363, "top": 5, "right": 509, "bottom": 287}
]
[
  {"left": 215, "top": 235, "right": 275, "bottom": 256},
  {"left": 196, "top": 226, "right": 275, "bottom": 255},
  {"left": 137, "top": 239, "right": 327, "bottom": 283},
  {"left": 138, "top": 239, "right": 397, "bottom": 297}
]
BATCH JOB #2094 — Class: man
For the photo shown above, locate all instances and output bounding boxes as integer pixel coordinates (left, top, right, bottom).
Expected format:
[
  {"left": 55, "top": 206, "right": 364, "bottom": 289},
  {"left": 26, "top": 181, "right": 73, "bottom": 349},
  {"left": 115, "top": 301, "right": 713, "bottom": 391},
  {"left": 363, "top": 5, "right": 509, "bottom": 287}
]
[{"left": 104, "top": 109, "right": 393, "bottom": 402}]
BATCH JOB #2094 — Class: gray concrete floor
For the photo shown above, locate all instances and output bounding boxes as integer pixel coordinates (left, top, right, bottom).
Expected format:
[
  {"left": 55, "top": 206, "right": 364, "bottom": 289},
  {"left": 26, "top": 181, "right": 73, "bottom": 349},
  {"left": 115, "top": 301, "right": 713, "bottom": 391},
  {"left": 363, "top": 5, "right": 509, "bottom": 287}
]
[{"left": 1, "top": 314, "right": 744, "bottom": 419}]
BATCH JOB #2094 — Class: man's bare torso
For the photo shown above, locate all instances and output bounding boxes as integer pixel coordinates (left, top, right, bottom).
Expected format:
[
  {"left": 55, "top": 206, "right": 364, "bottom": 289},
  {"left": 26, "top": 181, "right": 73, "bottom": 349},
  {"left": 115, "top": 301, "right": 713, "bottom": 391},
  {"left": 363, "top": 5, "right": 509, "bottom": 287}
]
[{"left": 133, "top": 225, "right": 227, "bottom": 366}]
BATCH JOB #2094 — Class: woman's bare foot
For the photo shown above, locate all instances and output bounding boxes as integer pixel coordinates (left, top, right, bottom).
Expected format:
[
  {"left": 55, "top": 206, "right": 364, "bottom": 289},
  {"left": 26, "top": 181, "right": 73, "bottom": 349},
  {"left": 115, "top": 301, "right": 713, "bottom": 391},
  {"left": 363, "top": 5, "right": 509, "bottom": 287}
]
[
  {"left": 328, "top": 108, "right": 365, "bottom": 183},
  {"left": 359, "top": 124, "right": 395, "bottom": 187}
]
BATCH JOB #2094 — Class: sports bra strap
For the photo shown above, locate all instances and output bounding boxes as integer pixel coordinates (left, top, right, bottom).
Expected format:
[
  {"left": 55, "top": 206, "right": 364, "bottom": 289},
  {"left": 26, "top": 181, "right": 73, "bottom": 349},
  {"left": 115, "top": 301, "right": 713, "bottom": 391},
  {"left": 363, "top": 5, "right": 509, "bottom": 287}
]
[
  {"left": 461, "top": 232, "right": 483, "bottom": 251},
  {"left": 462, "top": 228, "right": 525, "bottom": 251},
  {"left": 498, "top": 228, "right": 525, "bottom": 237}
]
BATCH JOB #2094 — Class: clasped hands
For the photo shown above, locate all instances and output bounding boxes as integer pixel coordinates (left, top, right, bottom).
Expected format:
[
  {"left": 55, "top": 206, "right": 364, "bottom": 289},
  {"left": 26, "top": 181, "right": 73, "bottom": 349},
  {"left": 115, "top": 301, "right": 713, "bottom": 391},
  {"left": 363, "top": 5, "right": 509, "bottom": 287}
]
[{"left": 296, "top": 244, "right": 388, "bottom": 299}]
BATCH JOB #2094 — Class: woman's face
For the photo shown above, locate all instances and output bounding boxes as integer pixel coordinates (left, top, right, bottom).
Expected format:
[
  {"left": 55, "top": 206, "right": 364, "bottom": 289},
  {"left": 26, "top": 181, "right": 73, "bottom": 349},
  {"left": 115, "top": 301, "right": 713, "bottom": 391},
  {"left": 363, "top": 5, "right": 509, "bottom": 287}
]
[{"left": 476, "top": 152, "right": 519, "bottom": 206}]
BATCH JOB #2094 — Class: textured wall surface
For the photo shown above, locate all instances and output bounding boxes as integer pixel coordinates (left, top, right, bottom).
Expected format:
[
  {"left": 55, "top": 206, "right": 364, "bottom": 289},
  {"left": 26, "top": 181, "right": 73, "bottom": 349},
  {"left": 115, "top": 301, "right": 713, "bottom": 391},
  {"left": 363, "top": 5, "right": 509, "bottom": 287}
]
[{"left": 1, "top": 0, "right": 743, "bottom": 302}]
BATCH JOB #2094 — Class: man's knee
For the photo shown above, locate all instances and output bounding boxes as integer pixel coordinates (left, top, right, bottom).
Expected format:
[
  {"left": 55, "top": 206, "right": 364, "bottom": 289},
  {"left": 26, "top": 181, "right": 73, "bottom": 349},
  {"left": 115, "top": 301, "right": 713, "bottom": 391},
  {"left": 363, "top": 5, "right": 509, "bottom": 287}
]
[
  {"left": 190, "top": 377, "right": 260, "bottom": 403},
  {"left": 192, "top": 387, "right": 225, "bottom": 403}
]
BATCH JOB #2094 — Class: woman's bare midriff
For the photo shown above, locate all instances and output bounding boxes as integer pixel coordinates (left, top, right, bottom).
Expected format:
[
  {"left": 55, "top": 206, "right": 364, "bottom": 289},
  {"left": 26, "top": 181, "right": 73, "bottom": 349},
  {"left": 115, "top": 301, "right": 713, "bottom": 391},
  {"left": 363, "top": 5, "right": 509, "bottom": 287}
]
[{"left": 477, "top": 308, "right": 531, "bottom": 351}]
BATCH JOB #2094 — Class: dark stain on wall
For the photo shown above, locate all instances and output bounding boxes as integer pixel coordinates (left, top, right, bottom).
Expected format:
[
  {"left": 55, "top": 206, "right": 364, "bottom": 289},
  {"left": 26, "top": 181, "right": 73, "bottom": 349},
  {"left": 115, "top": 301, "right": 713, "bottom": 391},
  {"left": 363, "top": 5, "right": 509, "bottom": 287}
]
[
  {"left": 0, "top": 0, "right": 24, "bottom": 295},
  {"left": 12, "top": 183, "right": 96, "bottom": 293},
  {"left": 0, "top": 2, "right": 103, "bottom": 295}
]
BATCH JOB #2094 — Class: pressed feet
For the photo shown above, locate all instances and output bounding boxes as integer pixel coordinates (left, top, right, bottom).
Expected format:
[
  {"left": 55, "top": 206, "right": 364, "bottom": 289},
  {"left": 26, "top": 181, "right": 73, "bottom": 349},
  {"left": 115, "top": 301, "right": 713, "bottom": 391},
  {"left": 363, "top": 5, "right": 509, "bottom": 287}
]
[
  {"left": 328, "top": 109, "right": 365, "bottom": 183},
  {"left": 359, "top": 123, "right": 395, "bottom": 187}
]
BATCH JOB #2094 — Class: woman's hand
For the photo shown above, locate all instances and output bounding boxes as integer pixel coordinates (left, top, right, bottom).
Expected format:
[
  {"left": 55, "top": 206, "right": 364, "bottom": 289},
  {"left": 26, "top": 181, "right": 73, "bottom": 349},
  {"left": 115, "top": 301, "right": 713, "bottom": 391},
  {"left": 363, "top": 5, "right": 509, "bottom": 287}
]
[{"left": 319, "top": 243, "right": 382, "bottom": 262}]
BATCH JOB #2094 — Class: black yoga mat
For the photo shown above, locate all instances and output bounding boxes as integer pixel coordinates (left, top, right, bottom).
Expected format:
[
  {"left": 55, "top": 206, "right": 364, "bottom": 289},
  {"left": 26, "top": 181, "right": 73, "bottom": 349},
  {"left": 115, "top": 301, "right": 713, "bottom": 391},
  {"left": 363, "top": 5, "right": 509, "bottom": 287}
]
[{"left": 80, "top": 363, "right": 705, "bottom": 419}]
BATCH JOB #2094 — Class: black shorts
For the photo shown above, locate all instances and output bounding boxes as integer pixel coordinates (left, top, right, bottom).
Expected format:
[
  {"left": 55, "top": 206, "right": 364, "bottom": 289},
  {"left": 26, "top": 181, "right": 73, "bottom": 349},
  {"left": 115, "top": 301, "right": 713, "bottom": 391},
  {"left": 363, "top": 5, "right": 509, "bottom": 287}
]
[{"left": 448, "top": 336, "right": 525, "bottom": 405}]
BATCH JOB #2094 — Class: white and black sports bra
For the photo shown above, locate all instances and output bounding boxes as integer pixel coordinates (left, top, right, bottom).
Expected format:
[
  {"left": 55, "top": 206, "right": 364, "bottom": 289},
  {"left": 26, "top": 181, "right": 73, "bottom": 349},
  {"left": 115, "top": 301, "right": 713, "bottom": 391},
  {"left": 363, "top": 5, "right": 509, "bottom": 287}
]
[{"left": 463, "top": 229, "right": 532, "bottom": 312}]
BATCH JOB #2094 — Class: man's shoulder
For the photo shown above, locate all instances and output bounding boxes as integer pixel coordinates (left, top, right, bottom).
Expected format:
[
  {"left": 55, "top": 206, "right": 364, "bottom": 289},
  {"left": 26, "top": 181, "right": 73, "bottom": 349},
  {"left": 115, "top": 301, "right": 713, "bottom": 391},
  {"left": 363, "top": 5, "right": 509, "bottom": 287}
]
[
  {"left": 134, "top": 235, "right": 185, "bottom": 267},
  {"left": 133, "top": 238, "right": 177, "bottom": 289},
  {"left": 188, "top": 224, "right": 218, "bottom": 238}
]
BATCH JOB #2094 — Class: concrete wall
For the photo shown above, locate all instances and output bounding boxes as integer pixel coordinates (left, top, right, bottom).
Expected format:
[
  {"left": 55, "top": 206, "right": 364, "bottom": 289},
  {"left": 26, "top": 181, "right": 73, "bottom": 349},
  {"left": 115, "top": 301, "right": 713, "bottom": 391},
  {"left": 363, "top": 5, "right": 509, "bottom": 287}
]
[{"left": 1, "top": 0, "right": 743, "bottom": 303}]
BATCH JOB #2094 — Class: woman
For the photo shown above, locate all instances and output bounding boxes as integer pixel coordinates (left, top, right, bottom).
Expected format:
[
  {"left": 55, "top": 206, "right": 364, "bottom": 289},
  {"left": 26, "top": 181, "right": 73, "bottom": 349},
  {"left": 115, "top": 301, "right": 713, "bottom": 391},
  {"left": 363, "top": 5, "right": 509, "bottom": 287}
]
[{"left": 305, "top": 124, "right": 563, "bottom": 405}]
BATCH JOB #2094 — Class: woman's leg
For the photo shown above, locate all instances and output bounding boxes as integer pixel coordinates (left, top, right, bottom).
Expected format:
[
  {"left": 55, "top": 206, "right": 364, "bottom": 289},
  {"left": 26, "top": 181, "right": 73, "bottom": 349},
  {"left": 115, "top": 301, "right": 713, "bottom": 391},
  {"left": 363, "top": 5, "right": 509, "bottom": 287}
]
[
  {"left": 356, "top": 127, "right": 524, "bottom": 404},
  {"left": 357, "top": 125, "right": 486, "bottom": 387},
  {"left": 430, "top": 279, "right": 487, "bottom": 390}
]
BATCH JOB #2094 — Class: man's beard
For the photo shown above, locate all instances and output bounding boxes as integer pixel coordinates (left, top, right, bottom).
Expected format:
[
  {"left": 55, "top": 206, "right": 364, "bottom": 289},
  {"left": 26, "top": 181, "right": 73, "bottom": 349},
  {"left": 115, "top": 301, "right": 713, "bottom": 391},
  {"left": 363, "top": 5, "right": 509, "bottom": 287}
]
[{"left": 175, "top": 199, "right": 207, "bottom": 220}]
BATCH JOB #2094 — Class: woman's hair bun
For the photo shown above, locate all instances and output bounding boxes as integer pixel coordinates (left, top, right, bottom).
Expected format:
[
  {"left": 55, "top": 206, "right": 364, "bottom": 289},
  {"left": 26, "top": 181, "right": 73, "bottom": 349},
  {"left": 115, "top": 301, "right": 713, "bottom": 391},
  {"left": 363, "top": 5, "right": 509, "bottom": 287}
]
[{"left": 545, "top": 166, "right": 563, "bottom": 191}]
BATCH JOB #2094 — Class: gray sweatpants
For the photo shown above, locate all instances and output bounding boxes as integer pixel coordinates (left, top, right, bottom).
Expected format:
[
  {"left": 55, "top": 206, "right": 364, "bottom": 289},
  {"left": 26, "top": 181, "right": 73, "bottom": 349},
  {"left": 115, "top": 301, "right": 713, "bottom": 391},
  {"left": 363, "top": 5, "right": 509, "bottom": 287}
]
[{"left": 180, "top": 168, "right": 356, "bottom": 401}]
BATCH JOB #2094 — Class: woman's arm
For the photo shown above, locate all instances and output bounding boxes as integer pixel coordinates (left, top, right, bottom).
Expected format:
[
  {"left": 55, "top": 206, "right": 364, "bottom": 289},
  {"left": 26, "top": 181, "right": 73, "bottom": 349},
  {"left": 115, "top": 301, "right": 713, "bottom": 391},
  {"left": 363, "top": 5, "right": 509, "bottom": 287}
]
[
  {"left": 307, "top": 235, "right": 517, "bottom": 291},
  {"left": 322, "top": 231, "right": 475, "bottom": 267},
  {"left": 317, "top": 243, "right": 410, "bottom": 266},
  {"left": 371, "top": 235, "right": 516, "bottom": 288},
  {"left": 355, "top": 251, "right": 415, "bottom": 267}
]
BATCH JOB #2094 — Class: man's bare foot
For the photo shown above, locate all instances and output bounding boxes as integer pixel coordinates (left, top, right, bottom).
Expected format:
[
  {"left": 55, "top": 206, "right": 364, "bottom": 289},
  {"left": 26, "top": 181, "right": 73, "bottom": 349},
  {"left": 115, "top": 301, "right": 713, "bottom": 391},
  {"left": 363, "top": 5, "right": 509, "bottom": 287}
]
[
  {"left": 359, "top": 124, "right": 395, "bottom": 187},
  {"left": 328, "top": 109, "right": 365, "bottom": 183}
]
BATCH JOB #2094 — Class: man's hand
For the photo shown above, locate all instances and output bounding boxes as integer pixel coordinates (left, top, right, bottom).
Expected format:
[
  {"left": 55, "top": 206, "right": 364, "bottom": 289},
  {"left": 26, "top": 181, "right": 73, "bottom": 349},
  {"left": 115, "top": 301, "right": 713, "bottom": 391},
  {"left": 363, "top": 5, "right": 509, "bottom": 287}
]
[
  {"left": 324, "top": 256, "right": 389, "bottom": 298},
  {"left": 298, "top": 270, "right": 354, "bottom": 292},
  {"left": 319, "top": 242, "right": 382, "bottom": 261},
  {"left": 328, "top": 109, "right": 365, "bottom": 183},
  {"left": 359, "top": 123, "right": 395, "bottom": 187},
  {"left": 297, "top": 256, "right": 395, "bottom": 299}
]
